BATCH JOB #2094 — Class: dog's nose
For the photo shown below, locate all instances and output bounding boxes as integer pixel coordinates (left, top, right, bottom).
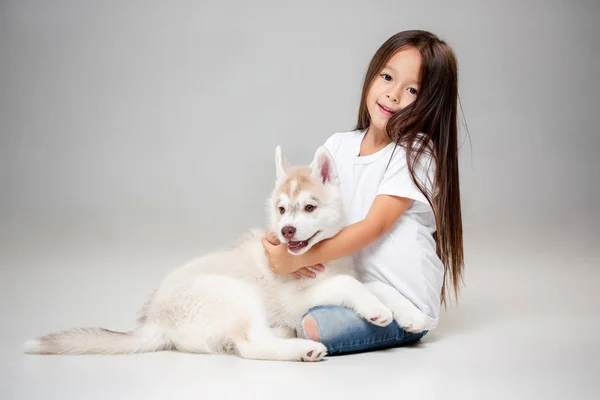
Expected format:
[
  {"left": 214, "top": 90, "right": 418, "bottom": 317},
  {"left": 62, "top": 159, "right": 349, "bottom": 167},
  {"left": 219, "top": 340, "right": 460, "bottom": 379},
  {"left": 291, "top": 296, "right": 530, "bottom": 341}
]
[{"left": 281, "top": 226, "right": 296, "bottom": 239}]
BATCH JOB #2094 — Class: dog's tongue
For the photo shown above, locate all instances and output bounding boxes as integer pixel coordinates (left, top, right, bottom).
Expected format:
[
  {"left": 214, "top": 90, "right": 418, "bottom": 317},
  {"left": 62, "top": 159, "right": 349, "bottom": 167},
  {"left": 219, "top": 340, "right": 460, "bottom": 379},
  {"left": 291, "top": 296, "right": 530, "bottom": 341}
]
[{"left": 288, "top": 241, "right": 307, "bottom": 249}]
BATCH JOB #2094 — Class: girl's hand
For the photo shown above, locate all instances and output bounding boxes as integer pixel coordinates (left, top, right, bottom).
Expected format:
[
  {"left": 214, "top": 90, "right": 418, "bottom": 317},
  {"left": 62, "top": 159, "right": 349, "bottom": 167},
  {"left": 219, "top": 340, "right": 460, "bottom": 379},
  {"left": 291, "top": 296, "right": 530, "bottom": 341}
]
[
  {"left": 262, "top": 231, "right": 325, "bottom": 278},
  {"left": 292, "top": 264, "right": 325, "bottom": 279}
]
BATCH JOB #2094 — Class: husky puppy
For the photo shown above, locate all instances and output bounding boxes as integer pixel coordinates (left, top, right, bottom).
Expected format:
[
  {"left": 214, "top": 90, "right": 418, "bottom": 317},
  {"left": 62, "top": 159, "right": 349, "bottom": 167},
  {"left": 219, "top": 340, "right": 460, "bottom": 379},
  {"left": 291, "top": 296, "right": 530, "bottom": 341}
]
[{"left": 24, "top": 146, "right": 424, "bottom": 362}]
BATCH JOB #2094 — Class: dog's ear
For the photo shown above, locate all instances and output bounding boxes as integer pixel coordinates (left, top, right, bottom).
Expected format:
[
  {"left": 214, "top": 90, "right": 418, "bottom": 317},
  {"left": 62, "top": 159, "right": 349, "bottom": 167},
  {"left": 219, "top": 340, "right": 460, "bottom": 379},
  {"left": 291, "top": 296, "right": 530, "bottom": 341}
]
[
  {"left": 311, "top": 146, "right": 338, "bottom": 185},
  {"left": 275, "top": 146, "right": 290, "bottom": 181}
]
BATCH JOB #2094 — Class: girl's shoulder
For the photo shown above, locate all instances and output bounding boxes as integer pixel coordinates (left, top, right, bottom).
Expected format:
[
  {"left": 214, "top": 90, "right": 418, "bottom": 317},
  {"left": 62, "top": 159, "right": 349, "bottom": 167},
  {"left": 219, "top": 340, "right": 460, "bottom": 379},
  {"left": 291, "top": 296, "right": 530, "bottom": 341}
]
[{"left": 323, "top": 128, "right": 365, "bottom": 156}]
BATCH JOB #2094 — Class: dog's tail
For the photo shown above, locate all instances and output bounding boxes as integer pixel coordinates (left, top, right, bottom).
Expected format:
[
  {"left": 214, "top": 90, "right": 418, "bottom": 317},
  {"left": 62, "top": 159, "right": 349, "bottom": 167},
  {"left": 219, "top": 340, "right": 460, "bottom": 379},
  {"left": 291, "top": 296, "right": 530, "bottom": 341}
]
[{"left": 23, "top": 324, "right": 171, "bottom": 355}]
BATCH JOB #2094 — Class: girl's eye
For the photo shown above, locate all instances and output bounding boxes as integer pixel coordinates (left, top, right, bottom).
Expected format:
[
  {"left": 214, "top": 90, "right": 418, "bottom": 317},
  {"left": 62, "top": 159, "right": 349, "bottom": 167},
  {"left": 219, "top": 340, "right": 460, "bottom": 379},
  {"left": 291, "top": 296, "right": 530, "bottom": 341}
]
[
  {"left": 408, "top": 87, "right": 418, "bottom": 95},
  {"left": 305, "top": 205, "right": 316, "bottom": 212},
  {"left": 279, "top": 207, "right": 285, "bottom": 214},
  {"left": 381, "top": 73, "right": 392, "bottom": 82}
]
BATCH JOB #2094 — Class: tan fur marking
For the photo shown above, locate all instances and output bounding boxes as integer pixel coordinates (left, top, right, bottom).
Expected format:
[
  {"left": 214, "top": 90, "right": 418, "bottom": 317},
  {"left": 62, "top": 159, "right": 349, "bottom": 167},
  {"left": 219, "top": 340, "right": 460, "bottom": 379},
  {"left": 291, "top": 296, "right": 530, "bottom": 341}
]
[{"left": 277, "top": 167, "right": 321, "bottom": 201}]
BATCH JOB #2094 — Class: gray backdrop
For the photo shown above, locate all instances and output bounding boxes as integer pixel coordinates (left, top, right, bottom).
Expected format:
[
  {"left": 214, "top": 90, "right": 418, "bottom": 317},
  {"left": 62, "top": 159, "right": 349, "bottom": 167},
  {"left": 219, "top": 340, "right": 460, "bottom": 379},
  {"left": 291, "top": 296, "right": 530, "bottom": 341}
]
[{"left": 3, "top": 0, "right": 598, "bottom": 250}]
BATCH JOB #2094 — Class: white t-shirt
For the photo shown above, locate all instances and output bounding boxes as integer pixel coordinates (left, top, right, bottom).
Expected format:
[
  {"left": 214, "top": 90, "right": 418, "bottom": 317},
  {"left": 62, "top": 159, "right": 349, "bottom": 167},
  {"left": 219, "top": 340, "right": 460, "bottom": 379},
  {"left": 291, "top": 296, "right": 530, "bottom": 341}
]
[{"left": 323, "top": 128, "right": 443, "bottom": 330}]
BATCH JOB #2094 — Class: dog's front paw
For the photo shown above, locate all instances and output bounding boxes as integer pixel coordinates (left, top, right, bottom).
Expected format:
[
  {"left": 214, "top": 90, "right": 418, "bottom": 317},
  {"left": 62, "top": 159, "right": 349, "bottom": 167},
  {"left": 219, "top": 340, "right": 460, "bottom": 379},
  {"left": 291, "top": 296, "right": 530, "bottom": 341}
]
[
  {"left": 357, "top": 302, "right": 394, "bottom": 327},
  {"left": 297, "top": 341, "right": 327, "bottom": 362},
  {"left": 395, "top": 309, "right": 427, "bottom": 333}
]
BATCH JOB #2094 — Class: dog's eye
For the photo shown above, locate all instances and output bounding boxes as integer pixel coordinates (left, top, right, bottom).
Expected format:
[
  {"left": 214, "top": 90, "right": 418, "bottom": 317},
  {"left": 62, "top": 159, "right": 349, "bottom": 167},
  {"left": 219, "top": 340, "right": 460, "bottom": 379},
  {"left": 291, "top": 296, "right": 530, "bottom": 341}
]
[
  {"left": 278, "top": 207, "right": 285, "bottom": 214},
  {"left": 305, "top": 205, "right": 316, "bottom": 212}
]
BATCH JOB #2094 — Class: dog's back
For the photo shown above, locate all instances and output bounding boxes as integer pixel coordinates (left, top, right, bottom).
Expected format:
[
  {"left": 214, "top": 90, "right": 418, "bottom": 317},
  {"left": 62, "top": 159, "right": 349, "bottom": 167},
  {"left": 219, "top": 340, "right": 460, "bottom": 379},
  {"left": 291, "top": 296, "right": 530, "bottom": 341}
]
[{"left": 24, "top": 145, "right": 377, "bottom": 362}]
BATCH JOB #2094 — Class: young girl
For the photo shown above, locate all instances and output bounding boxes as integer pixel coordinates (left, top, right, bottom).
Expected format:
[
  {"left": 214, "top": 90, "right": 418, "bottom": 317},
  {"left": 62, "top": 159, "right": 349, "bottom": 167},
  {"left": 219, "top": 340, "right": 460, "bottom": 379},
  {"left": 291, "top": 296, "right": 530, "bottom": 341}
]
[{"left": 261, "top": 30, "right": 464, "bottom": 356}]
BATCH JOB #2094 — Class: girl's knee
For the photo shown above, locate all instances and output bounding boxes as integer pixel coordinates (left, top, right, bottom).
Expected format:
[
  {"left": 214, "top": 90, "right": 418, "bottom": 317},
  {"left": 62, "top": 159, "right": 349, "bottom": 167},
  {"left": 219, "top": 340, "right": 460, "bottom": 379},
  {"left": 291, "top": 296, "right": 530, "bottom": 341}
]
[
  {"left": 297, "top": 306, "right": 354, "bottom": 344},
  {"left": 299, "top": 315, "right": 321, "bottom": 342}
]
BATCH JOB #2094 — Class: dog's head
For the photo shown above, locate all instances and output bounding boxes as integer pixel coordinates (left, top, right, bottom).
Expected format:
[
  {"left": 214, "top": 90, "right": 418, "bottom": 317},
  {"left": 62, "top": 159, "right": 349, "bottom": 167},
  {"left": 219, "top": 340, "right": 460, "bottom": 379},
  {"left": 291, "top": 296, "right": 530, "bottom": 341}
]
[{"left": 267, "top": 145, "right": 345, "bottom": 255}]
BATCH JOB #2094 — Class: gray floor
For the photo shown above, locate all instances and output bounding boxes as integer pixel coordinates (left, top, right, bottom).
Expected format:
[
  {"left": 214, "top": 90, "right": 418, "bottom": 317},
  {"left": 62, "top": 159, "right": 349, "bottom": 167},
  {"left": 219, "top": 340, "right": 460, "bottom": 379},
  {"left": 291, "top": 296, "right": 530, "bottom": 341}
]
[{"left": 1, "top": 222, "right": 599, "bottom": 400}]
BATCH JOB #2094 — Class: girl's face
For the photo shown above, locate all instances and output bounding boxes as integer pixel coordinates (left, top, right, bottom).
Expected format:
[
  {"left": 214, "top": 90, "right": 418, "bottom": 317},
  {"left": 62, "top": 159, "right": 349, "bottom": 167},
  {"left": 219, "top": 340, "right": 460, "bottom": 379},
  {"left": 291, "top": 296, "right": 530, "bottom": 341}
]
[{"left": 366, "top": 47, "right": 422, "bottom": 137}]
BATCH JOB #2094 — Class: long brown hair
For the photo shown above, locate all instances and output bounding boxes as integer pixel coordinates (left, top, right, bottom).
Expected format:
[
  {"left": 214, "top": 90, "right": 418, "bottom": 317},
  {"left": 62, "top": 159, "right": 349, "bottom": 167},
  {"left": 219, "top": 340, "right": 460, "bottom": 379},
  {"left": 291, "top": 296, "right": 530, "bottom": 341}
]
[{"left": 356, "top": 30, "right": 464, "bottom": 307}]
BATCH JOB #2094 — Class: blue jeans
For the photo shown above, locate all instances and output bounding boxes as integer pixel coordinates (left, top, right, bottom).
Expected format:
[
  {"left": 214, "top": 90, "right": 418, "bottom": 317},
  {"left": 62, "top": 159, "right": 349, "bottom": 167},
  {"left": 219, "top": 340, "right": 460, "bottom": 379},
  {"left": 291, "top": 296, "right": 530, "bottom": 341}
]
[{"left": 296, "top": 305, "right": 428, "bottom": 356}]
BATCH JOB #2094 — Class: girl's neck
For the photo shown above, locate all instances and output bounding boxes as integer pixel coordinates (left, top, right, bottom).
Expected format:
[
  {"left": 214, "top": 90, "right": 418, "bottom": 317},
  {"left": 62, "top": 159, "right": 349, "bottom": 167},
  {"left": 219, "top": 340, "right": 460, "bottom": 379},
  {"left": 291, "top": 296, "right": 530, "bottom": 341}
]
[{"left": 359, "top": 126, "right": 391, "bottom": 156}]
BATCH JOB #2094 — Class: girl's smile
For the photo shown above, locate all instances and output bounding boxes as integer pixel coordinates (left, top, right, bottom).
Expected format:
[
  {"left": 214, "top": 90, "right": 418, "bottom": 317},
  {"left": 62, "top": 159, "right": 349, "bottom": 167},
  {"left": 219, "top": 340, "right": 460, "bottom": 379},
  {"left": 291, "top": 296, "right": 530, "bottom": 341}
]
[{"left": 376, "top": 102, "right": 397, "bottom": 117}]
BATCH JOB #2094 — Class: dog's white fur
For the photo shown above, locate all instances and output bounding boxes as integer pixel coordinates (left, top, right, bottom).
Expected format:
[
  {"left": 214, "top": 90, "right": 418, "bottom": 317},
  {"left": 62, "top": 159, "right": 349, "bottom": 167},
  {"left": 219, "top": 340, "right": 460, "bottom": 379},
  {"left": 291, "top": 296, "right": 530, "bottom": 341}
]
[{"left": 24, "top": 146, "right": 427, "bottom": 362}]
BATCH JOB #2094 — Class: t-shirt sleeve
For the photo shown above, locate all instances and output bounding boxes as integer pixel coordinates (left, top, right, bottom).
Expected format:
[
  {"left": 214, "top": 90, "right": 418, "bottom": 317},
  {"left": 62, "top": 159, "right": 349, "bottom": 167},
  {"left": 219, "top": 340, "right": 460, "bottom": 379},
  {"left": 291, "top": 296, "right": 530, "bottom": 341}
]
[
  {"left": 322, "top": 132, "right": 343, "bottom": 158},
  {"left": 376, "top": 147, "right": 435, "bottom": 208},
  {"left": 309, "top": 133, "right": 341, "bottom": 169}
]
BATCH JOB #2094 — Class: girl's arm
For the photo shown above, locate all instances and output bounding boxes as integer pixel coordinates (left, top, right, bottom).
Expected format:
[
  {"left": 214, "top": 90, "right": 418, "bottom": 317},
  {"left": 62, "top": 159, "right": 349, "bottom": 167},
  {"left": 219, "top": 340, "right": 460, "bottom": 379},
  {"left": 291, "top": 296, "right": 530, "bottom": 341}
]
[
  {"left": 261, "top": 194, "right": 413, "bottom": 275},
  {"left": 303, "top": 194, "right": 413, "bottom": 266}
]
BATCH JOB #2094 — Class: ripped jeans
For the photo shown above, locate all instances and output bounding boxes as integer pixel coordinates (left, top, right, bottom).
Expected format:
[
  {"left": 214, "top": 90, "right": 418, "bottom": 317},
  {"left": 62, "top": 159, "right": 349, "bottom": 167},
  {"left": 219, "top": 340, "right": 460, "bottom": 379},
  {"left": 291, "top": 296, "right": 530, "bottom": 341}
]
[{"left": 296, "top": 305, "right": 428, "bottom": 356}]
